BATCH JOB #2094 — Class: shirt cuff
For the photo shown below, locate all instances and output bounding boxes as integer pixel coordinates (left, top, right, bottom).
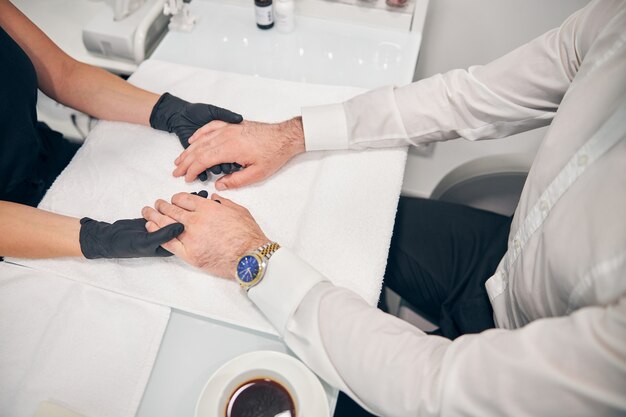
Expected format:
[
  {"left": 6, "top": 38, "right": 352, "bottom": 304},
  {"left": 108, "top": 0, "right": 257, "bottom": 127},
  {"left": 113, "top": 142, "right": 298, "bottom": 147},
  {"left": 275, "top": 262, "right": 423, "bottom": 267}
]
[
  {"left": 301, "top": 103, "right": 350, "bottom": 151},
  {"left": 247, "top": 247, "right": 328, "bottom": 335}
]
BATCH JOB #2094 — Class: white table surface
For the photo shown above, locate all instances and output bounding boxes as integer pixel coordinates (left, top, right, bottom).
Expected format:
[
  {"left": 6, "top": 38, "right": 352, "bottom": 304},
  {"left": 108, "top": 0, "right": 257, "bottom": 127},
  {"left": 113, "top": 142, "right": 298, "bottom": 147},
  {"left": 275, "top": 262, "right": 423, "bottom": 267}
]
[
  {"left": 140, "top": 2, "right": 423, "bottom": 415},
  {"left": 136, "top": 310, "right": 338, "bottom": 416},
  {"left": 137, "top": 1, "right": 421, "bottom": 415}
]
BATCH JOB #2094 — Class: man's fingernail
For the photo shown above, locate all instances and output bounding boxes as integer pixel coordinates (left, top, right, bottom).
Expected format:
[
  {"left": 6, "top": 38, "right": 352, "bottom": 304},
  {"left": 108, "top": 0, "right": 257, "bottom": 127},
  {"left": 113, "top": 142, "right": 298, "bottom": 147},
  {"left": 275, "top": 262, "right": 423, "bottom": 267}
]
[{"left": 216, "top": 182, "right": 227, "bottom": 191}]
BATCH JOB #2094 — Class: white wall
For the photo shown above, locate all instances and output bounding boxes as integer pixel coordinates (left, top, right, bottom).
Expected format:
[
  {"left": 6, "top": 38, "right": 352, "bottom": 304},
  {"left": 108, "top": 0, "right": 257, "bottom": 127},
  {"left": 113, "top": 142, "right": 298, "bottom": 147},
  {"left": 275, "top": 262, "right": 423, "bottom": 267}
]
[
  {"left": 401, "top": 0, "right": 591, "bottom": 201},
  {"left": 414, "top": 0, "right": 590, "bottom": 80}
]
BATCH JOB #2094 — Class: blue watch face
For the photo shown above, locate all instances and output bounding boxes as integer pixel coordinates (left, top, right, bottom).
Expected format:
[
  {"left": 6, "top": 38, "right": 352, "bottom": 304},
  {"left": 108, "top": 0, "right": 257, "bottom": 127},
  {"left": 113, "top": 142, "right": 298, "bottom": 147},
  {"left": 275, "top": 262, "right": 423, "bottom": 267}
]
[{"left": 237, "top": 255, "right": 260, "bottom": 283}]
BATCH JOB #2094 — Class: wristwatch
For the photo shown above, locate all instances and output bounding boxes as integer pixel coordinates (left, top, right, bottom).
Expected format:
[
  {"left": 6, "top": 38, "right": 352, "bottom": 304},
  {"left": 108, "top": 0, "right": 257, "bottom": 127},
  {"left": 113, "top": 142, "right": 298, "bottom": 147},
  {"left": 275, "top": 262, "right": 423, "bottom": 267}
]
[{"left": 235, "top": 242, "right": 281, "bottom": 291}]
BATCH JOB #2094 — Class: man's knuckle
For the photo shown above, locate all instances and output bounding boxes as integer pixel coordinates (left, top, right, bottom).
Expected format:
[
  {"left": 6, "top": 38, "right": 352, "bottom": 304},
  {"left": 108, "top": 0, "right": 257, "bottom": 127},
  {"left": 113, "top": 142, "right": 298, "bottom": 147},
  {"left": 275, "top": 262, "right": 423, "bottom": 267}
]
[
  {"left": 199, "top": 153, "right": 212, "bottom": 164},
  {"left": 172, "top": 193, "right": 187, "bottom": 205}
]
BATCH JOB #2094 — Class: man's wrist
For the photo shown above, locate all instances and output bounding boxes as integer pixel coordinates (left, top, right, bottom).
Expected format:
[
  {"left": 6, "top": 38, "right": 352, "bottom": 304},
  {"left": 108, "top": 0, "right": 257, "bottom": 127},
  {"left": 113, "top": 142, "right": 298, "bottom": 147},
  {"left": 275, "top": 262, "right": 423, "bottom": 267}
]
[
  {"left": 231, "top": 235, "right": 271, "bottom": 279},
  {"left": 247, "top": 247, "right": 328, "bottom": 334},
  {"left": 277, "top": 117, "right": 305, "bottom": 158}
]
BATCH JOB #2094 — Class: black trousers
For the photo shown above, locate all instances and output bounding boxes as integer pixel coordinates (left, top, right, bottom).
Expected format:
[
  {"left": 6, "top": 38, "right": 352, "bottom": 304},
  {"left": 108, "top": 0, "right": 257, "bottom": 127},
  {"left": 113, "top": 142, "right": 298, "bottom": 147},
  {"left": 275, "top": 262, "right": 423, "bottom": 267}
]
[
  {"left": 0, "top": 123, "right": 80, "bottom": 207},
  {"left": 333, "top": 197, "right": 512, "bottom": 417}
]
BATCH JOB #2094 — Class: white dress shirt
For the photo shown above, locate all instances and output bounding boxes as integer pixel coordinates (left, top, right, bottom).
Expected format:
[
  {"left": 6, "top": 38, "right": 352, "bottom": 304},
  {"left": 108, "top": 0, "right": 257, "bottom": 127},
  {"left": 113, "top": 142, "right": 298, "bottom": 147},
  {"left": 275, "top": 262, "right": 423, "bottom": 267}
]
[{"left": 249, "top": 1, "right": 626, "bottom": 415}]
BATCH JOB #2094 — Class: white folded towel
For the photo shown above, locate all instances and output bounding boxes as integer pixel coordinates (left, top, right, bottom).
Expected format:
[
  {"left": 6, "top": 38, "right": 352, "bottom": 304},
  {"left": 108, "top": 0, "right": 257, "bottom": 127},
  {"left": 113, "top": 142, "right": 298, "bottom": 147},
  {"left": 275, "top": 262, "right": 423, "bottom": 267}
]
[
  {"left": 0, "top": 262, "right": 170, "bottom": 417},
  {"left": 9, "top": 60, "right": 407, "bottom": 335}
]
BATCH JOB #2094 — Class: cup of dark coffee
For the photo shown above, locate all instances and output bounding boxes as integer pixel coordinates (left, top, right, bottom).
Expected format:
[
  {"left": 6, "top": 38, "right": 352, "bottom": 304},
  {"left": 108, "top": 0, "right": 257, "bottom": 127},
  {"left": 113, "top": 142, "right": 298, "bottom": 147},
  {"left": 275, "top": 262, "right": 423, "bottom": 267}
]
[{"left": 218, "top": 369, "right": 298, "bottom": 417}]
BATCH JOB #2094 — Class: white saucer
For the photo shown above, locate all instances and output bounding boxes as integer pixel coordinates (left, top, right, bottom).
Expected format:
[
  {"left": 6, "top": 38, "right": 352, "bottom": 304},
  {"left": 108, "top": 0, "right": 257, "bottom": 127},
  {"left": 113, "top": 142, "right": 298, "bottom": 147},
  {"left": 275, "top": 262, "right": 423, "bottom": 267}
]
[{"left": 195, "top": 350, "right": 330, "bottom": 417}]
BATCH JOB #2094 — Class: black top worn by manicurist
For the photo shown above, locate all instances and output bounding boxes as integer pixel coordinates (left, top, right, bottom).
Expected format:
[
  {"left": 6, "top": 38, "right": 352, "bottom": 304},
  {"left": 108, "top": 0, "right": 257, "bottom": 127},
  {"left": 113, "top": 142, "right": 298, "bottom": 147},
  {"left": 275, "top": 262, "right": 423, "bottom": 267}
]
[{"left": 0, "top": 25, "right": 80, "bottom": 207}]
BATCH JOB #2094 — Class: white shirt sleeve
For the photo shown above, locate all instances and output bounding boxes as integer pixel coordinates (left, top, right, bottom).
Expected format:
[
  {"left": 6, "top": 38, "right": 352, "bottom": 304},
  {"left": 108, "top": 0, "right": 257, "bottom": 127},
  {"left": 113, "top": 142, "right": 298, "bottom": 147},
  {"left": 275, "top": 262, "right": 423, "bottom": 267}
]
[
  {"left": 249, "top": 249, "right": 626, "bottom": 417},
  {"left": 302, "top": 0, "right": 612, "bottom": 151}
]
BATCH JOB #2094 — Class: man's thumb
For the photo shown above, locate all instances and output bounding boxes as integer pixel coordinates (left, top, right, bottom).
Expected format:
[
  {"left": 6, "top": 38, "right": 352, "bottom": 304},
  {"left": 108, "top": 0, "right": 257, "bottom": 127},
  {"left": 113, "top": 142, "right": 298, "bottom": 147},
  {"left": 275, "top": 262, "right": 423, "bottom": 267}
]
[{"left": 215, "top": 167, "right": 262, "bottom": 190}]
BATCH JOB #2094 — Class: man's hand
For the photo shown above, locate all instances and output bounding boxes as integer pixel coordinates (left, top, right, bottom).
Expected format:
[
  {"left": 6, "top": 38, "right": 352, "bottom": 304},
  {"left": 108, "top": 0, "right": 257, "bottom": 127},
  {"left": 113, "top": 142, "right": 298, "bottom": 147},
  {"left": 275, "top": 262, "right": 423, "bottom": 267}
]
[
  {"left": 141, "top": 192, "right": 268, "bottom": 278},
  {"left": 150, "top": 93, "right": 244, "bottom": 180},
  {"left": 172, "top": 118, "right": 306, "bottom": 190}
]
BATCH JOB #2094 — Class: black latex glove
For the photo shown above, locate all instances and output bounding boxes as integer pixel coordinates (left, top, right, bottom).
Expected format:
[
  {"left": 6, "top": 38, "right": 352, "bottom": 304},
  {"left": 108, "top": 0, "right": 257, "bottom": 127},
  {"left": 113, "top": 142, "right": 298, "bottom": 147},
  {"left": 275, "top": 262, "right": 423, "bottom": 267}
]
[
  {"left": 79, "top": 217, "right": 184, "bottom": 259},
  {"left": 190, "top": 190, "right": 209, "bottom": 198},
  {"left": 191, "top": 190, "right": 222, "bottom": 205},
  {"left": 209, "top": 162, "right": 242, "bottom": 175},
  {"left": 150, "top": 92, "right": 243, "bottom": 181}
]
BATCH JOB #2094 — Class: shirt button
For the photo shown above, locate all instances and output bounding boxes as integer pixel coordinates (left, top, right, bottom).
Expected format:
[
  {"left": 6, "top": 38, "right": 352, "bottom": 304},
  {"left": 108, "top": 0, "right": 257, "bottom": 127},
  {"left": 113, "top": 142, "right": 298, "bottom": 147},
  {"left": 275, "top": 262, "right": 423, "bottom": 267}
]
[
  {"left": 540, "top": 200, "right": 549, "bottom": 212},
  {"left": 577, "top": 154, "right": 588, "bottom": 167},
  {"left": 513, "top": 238, "right": 521, "bottom": 250}
]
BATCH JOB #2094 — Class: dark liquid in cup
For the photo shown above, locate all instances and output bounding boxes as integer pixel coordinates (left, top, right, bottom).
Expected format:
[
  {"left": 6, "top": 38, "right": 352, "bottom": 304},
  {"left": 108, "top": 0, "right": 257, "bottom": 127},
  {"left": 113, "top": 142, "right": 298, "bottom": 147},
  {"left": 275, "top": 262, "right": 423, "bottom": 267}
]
[{"left": 226, "top": 378, "right": 295, "bottom": 417}]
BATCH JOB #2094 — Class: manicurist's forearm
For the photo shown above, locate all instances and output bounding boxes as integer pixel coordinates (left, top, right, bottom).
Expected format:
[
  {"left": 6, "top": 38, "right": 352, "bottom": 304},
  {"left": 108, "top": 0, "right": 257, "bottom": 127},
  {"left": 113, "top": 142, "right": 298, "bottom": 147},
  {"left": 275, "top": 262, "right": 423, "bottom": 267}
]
[
  {"left": 58, "top": 61, "right": 159, "bottom": 126},
  {"left": 0, "top": 201, "right": 82, "bottom": 258}
]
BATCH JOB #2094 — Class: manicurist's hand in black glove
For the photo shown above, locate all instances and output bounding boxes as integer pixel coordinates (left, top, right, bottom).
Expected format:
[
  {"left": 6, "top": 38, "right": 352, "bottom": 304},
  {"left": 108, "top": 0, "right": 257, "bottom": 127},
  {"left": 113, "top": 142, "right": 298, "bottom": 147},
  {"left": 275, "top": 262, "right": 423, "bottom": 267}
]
[
  {"left": 150, "top": 93, "right": 243, "bottom": 181},
  {"left": 0, "top": 201, "right": 185, "bottom": 260},
  {"left": 79, "top": 217, "right": 184, "bottom": 259}
]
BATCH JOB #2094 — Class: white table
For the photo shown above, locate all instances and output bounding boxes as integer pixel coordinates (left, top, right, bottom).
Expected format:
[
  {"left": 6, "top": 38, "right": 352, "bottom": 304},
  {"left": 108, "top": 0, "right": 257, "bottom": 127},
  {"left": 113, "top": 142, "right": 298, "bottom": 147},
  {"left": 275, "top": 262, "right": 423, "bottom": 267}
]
[{"left": 138, "top": 2, "right": 424, "bottom": 415}]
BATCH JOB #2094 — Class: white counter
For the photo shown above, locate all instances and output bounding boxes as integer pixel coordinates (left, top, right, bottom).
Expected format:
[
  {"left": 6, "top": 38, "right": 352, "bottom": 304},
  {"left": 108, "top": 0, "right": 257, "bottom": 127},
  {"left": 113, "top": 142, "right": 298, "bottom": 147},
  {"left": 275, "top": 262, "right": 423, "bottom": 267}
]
[{"left": 153, "top": 0, "right": 422, "bottom": 89}]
